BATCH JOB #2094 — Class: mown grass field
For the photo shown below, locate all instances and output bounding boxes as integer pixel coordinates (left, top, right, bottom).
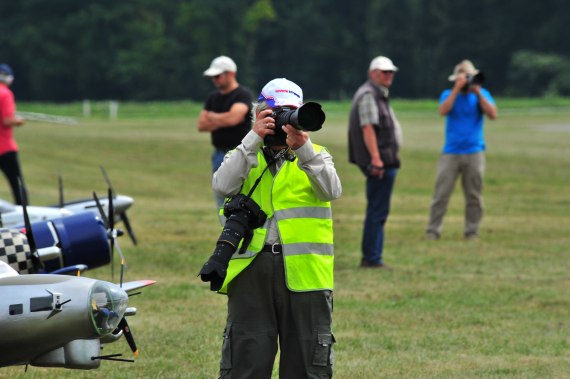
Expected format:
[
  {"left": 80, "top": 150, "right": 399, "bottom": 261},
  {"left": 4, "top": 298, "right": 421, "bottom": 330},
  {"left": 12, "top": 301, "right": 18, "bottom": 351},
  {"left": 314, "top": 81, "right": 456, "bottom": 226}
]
[{"left": 1, "top": 98, "right": 569, "bottom": 378}]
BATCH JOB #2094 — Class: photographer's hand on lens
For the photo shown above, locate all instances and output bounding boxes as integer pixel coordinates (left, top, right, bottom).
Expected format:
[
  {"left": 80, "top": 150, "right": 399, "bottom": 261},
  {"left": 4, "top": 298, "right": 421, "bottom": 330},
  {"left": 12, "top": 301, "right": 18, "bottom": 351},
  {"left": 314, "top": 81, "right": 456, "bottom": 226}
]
[
  {"left": 283, "top": 124, "right": 308, "bottom": 150},
  {"left": 253, "top": 109, "right": 276, "bottom": 138}
]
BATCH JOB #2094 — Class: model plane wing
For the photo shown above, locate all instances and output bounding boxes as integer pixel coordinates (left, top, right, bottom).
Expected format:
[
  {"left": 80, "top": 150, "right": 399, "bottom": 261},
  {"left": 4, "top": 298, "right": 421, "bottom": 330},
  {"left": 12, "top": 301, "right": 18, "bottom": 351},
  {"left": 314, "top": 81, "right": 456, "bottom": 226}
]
[{"left": 120, "top": 280, "right": 156, "bottom": 293}]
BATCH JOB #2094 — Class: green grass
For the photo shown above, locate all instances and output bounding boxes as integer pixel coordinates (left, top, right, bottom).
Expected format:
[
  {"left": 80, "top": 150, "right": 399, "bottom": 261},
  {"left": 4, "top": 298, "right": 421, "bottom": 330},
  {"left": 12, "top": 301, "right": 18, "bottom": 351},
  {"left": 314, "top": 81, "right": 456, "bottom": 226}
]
[{"left": 2, "top": 99, "right": 569, "bottom": 378}]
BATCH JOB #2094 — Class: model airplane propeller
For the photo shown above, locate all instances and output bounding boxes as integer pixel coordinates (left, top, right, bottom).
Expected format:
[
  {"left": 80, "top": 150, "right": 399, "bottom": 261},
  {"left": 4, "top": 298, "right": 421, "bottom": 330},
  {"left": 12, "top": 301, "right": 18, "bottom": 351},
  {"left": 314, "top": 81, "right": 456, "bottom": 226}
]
[
  {"left": 93, "top": 188, "right": 128, "bottom": 281},
  {"left": 57, "top": 166, "right": 138, "bottom": 245}
]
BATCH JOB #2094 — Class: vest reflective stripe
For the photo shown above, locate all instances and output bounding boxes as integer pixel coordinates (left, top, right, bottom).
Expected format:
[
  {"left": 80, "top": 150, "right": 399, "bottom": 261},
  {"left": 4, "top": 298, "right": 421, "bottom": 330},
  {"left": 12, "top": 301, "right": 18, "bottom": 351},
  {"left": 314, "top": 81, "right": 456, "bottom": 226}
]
[
  {"left": 274, "top": 207, "right": 332, "bottom": 220},
  {"left": 277, "top": 217, "right": 333, "bottom": 244},
  {"left": 219, "top": 144, "right": 334, "bottom": 294},
  {"left": 283, "top": 242, "right": 334, "bottom": 256}
]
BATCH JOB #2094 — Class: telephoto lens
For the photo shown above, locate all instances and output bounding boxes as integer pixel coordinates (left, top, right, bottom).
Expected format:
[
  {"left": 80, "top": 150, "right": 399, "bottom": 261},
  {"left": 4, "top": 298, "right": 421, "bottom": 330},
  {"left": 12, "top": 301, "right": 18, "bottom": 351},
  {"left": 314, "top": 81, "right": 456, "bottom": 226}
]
[
  {"left": 265, "top": 102, "right": 326, "bottom": 147},
  {"left": 273, "top": 101, "right": 326, "bottom": 132},
  {"left": 199, "top": 195, "right": 267, "bottom": 291}
]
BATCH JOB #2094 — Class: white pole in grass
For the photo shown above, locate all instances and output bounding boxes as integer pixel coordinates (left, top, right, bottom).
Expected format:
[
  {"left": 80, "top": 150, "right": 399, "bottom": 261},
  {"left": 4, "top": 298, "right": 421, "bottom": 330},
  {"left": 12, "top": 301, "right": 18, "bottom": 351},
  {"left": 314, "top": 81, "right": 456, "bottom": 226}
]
[
  {"left": 83, "top": 99, "right": 91, "bottom": 117},
  {"left": 109, "top": 100, "right": 118, "bottom": 119}
]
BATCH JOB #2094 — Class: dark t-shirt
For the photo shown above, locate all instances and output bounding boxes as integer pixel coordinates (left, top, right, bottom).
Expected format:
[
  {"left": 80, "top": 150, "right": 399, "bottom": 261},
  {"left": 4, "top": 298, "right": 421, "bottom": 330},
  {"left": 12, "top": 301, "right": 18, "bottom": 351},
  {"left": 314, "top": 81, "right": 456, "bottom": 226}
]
[{"left": 204, "top": 86, "right": 253, "bottom": 151}]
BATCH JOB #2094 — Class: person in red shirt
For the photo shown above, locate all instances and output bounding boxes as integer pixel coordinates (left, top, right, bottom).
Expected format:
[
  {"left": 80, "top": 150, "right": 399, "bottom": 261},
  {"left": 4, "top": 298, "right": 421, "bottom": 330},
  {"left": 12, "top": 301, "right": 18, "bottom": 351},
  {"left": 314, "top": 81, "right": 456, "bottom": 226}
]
[{"left": 0, "top": 64, "right": 27, "bottom": 205}]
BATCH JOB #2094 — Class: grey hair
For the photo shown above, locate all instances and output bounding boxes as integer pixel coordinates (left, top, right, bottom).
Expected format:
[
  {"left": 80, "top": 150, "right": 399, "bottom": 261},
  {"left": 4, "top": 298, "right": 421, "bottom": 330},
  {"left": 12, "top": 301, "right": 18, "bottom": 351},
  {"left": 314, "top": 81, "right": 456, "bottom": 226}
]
[{"left": 251, "top": 100, "right": 270, "bottom": 126}]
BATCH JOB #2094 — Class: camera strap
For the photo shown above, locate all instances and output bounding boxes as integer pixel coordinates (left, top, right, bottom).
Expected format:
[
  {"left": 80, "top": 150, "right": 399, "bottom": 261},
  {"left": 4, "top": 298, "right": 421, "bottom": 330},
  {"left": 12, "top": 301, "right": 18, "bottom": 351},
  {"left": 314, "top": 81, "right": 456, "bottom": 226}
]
[
  {"left": 245, "top": 147, "right": 291, "bottom": 198},
  {"left": 226, "top": 148, "right": 289, "bottom": 256}
]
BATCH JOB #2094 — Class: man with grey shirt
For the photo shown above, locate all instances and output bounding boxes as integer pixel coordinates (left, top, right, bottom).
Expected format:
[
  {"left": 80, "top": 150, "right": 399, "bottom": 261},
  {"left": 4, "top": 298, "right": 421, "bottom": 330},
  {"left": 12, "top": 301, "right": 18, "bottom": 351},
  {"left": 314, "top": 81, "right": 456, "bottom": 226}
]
[
  {"left": 348, "top": 56, "right": 402, "bottom": 269},
  {"left": 211, "top": 78, "right": 341, "bottom": 378}
]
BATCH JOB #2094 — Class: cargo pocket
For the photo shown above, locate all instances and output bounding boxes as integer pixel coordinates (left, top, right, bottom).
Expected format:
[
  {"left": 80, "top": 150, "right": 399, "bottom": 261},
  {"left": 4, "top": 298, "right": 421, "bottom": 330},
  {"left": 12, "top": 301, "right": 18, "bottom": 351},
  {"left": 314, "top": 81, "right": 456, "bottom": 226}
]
[
  {"left": 312, "top": 331, "right": 336, "bottom": 367},
  {"left": 220, "top": 322, "right": 232, "bottom": 371}
]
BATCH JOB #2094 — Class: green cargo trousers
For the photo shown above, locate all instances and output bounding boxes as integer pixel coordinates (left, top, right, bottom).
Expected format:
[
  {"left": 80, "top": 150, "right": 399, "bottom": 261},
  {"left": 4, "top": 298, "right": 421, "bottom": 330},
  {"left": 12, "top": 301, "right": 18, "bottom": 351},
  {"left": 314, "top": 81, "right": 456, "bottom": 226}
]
[{"left": 219, "top": 249, "right": 335, "bottom": 379}]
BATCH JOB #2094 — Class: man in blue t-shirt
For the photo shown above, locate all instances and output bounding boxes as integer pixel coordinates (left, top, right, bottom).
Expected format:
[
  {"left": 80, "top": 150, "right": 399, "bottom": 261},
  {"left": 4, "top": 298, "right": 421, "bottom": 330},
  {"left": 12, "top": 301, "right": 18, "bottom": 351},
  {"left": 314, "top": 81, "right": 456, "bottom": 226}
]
[{"left": 426, "top": 60, "right": 498, "bottom": 240}]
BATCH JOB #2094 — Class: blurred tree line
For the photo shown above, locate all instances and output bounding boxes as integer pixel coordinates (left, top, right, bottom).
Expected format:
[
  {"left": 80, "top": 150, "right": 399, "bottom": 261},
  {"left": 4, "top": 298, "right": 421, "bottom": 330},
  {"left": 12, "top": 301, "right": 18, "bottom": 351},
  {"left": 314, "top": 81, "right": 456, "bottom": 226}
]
[{"left": 1, "top": 0, "right": 569, "bottom": 102}]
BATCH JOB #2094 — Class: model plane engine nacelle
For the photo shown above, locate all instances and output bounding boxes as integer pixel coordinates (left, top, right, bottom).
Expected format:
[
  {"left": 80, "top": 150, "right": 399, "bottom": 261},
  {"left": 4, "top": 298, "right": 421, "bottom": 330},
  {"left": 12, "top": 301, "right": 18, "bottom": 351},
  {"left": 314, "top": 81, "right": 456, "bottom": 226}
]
[{"left": 28, "top": 212, "right": 111, "bottom": 273}]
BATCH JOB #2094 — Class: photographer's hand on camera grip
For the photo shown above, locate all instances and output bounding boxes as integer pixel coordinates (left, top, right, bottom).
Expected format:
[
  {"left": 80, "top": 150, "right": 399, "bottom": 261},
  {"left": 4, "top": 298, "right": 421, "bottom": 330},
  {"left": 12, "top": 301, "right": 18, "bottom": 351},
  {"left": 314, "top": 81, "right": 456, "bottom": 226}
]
[
  {"left": 283, "top": 125, "right": 308, "bottom": 150},
  {"left": 253, "top": 109, "right": 276, "bottom": 139}
]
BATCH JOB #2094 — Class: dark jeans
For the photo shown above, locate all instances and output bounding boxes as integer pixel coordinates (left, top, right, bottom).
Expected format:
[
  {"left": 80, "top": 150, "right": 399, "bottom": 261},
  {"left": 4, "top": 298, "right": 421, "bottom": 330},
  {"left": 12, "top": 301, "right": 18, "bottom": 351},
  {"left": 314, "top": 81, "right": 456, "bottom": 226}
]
[
  {"left": 0, "top": 151, "right": 28, "bottom": 205},
  {"left": 212, "top": 148, "right": 228, "bottom": 209},
  {"left": 220, "top": 251, "right": 335, "bottom": 379},
  {"left": 360, "top": 167, "right": 398, "bottom": 265}
]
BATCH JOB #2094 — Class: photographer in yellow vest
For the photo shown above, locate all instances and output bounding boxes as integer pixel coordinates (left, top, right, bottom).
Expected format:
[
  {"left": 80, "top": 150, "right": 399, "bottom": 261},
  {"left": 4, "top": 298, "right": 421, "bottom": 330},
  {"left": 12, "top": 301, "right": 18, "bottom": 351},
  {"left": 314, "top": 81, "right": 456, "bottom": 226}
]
[{"left": 209, "top": 78, "right": 342, "bottom": 378}]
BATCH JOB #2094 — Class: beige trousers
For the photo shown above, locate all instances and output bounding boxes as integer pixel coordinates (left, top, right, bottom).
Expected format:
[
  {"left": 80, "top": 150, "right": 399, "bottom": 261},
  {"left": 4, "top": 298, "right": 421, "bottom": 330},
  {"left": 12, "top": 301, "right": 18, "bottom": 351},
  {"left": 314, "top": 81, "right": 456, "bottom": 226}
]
[{"left": 427, "top": 152, "right": 485, "bottom": 237}]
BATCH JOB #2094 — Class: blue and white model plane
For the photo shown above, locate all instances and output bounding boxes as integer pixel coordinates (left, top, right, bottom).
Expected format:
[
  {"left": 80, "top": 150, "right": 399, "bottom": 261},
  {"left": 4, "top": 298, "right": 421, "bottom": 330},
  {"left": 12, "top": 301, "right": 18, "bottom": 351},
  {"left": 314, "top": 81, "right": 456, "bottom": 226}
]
[{"left": 0, "top": 167, "right": 137, "bottom": 245}]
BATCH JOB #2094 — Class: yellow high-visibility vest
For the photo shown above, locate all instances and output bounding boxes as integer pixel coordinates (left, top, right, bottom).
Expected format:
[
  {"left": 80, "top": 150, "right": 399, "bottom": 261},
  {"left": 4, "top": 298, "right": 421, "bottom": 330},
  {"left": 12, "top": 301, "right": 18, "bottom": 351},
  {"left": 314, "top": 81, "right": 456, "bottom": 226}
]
[{"left": 219, "top": 145, "right": 334, "bottom": 293}]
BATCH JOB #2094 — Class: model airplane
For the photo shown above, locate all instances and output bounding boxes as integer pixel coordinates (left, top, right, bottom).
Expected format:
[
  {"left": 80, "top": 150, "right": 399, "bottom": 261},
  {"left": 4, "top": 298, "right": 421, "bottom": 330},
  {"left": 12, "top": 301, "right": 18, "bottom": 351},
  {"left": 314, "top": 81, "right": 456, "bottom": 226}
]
[
  {"left": 0, "top": 260, "right": 156, "bottom": 369},
  {"left": 0, "top": 184, "right": 155, "bottom": 370},
  {"left": 0, "top": 198, "right": 73, "bottom": 226},
  {"left": 0, "top": 190, "right": 126, "bottom": 277},
  {"left": 0, "top": 167, "right": 137, "bottom": 245}
]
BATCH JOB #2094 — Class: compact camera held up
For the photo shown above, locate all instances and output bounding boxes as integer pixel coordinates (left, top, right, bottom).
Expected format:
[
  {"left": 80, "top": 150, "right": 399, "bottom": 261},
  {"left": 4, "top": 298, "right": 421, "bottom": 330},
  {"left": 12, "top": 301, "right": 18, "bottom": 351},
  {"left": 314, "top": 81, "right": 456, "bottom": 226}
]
[{"left": 465, "top": 71, "right": 485, "bottom": 86}]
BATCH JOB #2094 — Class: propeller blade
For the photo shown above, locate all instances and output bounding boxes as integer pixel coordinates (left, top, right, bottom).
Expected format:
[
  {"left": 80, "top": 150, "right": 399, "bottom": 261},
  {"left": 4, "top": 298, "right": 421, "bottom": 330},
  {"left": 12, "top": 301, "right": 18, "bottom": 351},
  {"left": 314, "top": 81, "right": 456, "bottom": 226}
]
[
  {"left": 100, "top": 166, "right": 116, "bottom": 198},
  {"left": 92, "top": 192, "right": 110, "bottom": 228},
  {"left": 118, "top": 317, "right": 138, "bottom": 357},
  {"left": 94, "top": 191, "right": 114, "bottom": 279},
  {"left": 100, "top": 166, "right": 137, "bottom": 246},
  {"left": 120, "top": 212, "right": 138, "bottom": 245},
  {"left": 108, "top": 188, "right": 115, "bottom": 232}
]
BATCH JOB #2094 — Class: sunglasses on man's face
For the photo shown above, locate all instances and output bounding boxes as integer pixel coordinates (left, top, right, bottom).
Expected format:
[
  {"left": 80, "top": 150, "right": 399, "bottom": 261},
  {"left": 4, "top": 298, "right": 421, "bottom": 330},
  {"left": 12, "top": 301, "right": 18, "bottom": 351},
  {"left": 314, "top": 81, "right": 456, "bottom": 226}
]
[
  {"left": 212, "top": 73, "right": 225, "bottom": 80},
  {"left": 380, "top": 70, "right": 395, "bottom": 75}
]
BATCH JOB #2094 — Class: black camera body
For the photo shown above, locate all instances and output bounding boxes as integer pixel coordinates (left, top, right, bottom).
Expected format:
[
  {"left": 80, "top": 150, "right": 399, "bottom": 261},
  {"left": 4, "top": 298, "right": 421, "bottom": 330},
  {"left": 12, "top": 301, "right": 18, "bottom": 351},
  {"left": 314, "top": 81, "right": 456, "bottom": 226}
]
[
  {"left": 466, "top": 71, "right": 485, "bottom": 86},
  {"left": 198, "top": 194, "right": 267, "bottom": 291},
  {"left": 264, "top": 101, "right": 326, "bottom": 147},
  {"left": 222, "top": 194, "right": 267, "bottom": 230}
]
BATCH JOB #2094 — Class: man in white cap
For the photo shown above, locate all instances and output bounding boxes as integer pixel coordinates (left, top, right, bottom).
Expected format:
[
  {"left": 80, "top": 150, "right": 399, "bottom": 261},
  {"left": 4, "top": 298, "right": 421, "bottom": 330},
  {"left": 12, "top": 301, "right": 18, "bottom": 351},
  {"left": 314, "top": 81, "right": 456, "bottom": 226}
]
[
  {"left": 210, "top": 78, "right": 341, "bottom": 378},
  {"left": 426, "top": 59, "right": 497, "bottom": 241},
  {"left": 0, "top": 63, "right": 27, "bottom": 205},
  {"left": 198, "top": 56, "right": 252, "bottom": 208},
  {"left": 348, "top": 56, "right": 402, "bottom": 269}
]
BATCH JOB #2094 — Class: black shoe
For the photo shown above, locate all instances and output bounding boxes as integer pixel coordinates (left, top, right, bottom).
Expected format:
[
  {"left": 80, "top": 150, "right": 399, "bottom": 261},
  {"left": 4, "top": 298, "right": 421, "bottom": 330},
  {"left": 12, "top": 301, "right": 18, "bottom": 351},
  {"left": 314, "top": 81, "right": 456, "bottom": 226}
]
[
  {"left": 360, "top": 260, "right": 392, "bottom": 270},
  {"left": 425, "top": 232, "right": 440, "bottom": 240},
  {"left": 465, "top": 233, "right": 479, "bottom": 241}
]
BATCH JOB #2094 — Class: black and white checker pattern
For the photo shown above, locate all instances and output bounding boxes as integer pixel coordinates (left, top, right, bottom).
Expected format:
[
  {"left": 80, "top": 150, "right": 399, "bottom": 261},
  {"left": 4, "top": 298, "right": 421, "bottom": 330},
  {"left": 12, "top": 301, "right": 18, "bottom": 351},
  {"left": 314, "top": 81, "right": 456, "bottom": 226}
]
[{"left": 0, "top": 229, "right": 33, "bottom": 274}]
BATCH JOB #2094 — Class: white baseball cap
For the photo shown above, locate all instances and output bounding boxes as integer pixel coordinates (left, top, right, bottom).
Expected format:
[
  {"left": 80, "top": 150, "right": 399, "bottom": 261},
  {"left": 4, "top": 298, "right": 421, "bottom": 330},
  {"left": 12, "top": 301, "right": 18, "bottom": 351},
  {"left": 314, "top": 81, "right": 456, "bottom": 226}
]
[
  {"left": 258, "top": 78, "right": 303, "bottom": 108},
  {"left": 203, "top": 56, "right": 237, "bottom": 77},
  {"left": 369, "top": 56, "right": 398, "bottom": 72}
]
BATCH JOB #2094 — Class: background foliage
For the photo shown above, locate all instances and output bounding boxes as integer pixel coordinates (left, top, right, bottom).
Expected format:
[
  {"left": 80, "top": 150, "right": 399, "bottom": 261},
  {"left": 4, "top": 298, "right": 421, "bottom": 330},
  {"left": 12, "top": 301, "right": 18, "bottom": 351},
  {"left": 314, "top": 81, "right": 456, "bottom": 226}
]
[{"left": 2, "top": 0, "right": 570, "bottom": 101}]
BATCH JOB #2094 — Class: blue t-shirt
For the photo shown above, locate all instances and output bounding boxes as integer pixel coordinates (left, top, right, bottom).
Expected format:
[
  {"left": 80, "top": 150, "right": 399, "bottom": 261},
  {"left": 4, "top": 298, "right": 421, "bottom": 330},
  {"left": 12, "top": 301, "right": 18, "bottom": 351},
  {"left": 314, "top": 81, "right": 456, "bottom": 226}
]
[{"left": 439, "top": 88, "right": 495, "bottom": 154}]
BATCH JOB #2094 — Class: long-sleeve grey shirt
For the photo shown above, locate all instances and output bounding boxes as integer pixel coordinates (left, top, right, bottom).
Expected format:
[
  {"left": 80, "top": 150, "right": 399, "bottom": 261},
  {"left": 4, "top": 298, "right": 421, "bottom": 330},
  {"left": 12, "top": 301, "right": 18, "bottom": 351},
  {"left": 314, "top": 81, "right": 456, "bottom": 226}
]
[{"left": 212, "top": 130, "right": 342, "bottom": 244}]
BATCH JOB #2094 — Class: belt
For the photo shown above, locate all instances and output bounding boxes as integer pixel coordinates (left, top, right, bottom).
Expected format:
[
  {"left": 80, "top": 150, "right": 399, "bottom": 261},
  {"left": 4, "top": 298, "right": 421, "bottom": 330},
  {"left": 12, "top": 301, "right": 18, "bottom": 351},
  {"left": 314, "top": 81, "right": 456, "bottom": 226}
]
[{"left": 261, "top": 244, "right": 283, "bottom": 254}]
